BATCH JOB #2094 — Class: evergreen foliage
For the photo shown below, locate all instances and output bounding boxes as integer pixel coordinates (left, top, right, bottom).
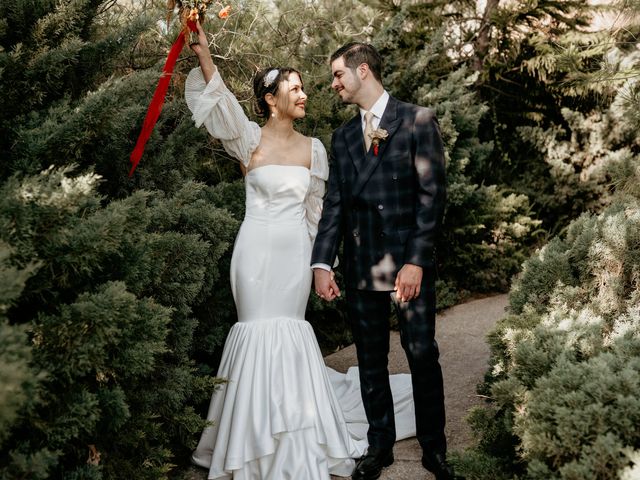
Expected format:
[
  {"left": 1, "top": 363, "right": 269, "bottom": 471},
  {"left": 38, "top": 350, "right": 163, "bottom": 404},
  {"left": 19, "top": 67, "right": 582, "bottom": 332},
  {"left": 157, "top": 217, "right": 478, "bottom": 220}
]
[
  {"left": 515, "top": 47, "right": 640, "bottom": 229},
  {"left": 0, "top": 166, "right": 236, "bottom": 478},
  {"left": 457, "top": 0, "right": 626, "bottom": 232},
  {"left": 461, "top": 160, "right": 640, "bottom": 479},
  {"left": 0, "top": 243, "right": 38, "bottom": 448},
  {"left": 371, "top": 12, "right": 543, "bottom": 299},
  {"left": 423, "top": 69, "right": 541, "bottom": 296},
  {"left": 0, "top": 0, "right": 377, "bottom": 476},
  {"left": 0, "top": 0, "right": 630, "bottom": 476}
]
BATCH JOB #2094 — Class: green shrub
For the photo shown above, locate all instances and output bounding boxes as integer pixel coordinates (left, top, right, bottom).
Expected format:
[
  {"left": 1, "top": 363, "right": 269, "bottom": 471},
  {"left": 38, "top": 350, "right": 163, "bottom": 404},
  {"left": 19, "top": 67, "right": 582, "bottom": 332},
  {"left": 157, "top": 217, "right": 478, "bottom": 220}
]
[
  {"left": 0, "top": 167, "right": 237, "bottom": 479},
  {"left": 0, "top": 242, "right": 38, "bottom": 448},
  {"left": 461, "top": 161, "right": 640, "bottom": 479},
  {"left": 399, "top": 63, "right": 542, "bottom": 302},
  {"left": 516, "top": 80, "right": 640, "bottom": 232}
]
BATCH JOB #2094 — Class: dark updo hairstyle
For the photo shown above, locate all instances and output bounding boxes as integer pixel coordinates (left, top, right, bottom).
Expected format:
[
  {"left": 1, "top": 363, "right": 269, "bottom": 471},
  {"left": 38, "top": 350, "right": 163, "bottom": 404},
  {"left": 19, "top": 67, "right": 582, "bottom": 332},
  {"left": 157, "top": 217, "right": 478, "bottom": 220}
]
[{"left": 253, "top": 66, "right": 303, "bottom": 119}]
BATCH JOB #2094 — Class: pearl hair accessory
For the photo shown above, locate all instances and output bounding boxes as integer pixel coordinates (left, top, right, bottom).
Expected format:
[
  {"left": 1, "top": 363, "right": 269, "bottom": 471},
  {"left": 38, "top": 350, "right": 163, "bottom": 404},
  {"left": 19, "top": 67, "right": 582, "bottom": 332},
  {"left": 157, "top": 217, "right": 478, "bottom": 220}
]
[{"left": 263, "top": 69, "right": 279, "bottom": 87}]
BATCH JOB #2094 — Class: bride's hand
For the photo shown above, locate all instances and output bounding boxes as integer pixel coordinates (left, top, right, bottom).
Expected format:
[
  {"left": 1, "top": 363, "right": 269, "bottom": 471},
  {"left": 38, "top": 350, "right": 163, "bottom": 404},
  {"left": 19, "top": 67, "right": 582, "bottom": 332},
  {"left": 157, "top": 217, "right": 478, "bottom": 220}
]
[
  {"left": 188, "top": 20, "right": 209, "bottom": 57},
  {"left": 189, "top": 21, "right": 216, "bottom": 83},
  {"left": 313, "top": 269, "right": 341, "bottom": 301}
]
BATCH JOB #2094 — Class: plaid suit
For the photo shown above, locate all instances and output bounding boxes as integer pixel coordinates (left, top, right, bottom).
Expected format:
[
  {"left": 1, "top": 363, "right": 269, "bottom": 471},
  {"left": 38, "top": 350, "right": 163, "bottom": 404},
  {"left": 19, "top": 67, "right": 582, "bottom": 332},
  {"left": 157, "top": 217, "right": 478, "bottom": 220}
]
[{"left": 311, "top": 95, "right": 448, "bottom": 452}]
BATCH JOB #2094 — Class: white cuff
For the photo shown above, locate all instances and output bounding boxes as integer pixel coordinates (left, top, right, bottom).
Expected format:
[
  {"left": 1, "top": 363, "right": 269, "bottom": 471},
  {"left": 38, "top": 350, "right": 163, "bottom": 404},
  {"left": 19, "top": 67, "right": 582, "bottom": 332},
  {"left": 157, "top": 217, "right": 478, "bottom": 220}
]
[{"left": 311, "top": 263, "right": 332, "bottom": 272}]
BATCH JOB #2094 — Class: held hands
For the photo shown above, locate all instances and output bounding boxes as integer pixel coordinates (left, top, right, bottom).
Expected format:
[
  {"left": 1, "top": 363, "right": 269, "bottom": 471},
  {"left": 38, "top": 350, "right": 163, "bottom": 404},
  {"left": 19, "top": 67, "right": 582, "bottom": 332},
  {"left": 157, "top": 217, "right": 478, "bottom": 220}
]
[
  {"left": 314, "top": 264, "right": 422, "bottom": 302},
  {"left": 314, "top": 269, "right": 341, "bottom": 302},
  {"left": 394, "top": 264, "right": 423, "bottom": 303}
]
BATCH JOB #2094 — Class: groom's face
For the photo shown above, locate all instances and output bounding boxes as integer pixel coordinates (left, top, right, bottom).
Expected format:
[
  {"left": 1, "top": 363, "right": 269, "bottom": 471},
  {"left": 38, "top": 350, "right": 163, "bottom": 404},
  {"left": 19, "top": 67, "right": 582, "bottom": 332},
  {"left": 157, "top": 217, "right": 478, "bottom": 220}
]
[{"left": 331, "top": 56, "right": 361, "bottom": 105}]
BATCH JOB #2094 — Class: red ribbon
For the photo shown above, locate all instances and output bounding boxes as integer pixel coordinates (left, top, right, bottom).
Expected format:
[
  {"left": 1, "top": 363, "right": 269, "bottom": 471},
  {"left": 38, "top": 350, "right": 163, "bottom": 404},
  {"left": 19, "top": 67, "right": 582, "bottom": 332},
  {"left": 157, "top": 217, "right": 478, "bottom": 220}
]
[{"left": 129, "top": 21, "right": 197, "bottom": 177}]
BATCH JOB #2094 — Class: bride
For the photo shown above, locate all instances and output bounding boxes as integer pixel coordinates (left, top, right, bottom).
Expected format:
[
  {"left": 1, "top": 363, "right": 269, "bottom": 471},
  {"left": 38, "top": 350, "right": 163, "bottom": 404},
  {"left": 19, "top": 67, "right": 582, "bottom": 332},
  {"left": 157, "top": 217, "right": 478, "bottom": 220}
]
[{"left": 186, "top": 22, "right": 415, "bottom": 479}]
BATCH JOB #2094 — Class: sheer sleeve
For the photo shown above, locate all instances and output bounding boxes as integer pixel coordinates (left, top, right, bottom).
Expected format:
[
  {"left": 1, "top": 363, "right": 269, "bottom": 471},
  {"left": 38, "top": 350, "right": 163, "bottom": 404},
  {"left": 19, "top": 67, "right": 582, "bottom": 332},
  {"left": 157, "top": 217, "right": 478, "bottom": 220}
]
[
  {"left": 185, "top": 66, "right": 261, "bottom": 167},
  {"left": 304, "top": 138, "right": 329, "bottom": 245}
]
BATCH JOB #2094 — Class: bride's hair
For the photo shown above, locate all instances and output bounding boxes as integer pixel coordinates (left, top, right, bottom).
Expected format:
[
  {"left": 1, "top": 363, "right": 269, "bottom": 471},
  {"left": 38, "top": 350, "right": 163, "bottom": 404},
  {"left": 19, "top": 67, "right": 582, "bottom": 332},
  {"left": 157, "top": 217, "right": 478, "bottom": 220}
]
[{"left": 253, "top": 66, "right": 303, "bottom": 118}]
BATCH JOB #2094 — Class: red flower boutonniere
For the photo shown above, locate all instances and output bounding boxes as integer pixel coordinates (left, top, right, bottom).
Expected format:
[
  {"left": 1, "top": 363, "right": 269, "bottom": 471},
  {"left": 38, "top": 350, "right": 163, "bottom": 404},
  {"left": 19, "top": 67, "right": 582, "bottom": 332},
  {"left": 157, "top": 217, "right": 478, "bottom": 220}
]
[{"left": 368, "top": 128, "right": 389, "bottom": 156}]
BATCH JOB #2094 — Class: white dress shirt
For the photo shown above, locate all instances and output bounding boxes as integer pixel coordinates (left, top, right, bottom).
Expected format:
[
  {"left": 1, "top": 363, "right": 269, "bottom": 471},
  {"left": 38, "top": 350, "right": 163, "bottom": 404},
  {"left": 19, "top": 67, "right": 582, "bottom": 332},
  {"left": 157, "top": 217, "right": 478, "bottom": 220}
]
[
  {"left": 312, "top": 91, "right": 390, "bottom": 272},
  {"left": 359, "top": 90, "right": 389, "bottom": 135}
]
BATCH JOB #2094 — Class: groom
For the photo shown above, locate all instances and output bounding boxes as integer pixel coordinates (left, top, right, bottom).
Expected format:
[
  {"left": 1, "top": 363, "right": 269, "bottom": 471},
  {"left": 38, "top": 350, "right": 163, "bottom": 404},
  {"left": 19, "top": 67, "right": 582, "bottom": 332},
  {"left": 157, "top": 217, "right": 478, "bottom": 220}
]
[{"left": 312, "top": 43, "right": 457, "bottom": 480}]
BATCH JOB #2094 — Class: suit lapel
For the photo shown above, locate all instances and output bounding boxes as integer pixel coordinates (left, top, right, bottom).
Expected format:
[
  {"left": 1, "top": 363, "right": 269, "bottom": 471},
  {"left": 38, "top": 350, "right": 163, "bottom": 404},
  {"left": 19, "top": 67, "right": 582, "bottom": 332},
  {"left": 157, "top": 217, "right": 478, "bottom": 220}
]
[
  {"left": 351, "top": 96, "right": 402, "bottom": 197},
  {"left": 343, "top": 114, "right": 365, "bottom": 173}
]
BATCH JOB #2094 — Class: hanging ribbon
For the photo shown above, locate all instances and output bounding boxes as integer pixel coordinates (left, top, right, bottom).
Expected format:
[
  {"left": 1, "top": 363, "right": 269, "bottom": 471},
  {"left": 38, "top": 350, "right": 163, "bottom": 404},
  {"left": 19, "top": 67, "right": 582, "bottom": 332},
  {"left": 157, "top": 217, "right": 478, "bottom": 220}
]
[{"left": 129, "top": 20, "right": 197, "bottom": 177}]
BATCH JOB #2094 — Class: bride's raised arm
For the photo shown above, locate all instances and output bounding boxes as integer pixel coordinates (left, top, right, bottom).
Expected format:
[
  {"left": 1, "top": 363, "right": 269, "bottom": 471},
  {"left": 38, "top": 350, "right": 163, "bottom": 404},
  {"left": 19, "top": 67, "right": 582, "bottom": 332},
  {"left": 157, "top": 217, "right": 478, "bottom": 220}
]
[{"left": 185, "top": 21, "right": 260, "bottom": 169}]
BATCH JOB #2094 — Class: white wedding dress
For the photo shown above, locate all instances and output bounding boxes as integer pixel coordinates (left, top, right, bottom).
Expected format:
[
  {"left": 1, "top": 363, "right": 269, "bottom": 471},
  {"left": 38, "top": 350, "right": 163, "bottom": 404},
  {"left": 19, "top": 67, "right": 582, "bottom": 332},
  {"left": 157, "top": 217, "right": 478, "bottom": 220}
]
[{"left": 185, "top": 67, "right": 416, "bottom": 479}]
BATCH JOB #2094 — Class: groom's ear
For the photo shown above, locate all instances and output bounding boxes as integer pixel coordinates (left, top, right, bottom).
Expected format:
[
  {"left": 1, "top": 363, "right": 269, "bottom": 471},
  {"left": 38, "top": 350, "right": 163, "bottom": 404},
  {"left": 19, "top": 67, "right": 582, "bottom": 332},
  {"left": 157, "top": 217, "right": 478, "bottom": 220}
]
[{"left": 357, "top": 63, "right": 370, "bottom": 79}]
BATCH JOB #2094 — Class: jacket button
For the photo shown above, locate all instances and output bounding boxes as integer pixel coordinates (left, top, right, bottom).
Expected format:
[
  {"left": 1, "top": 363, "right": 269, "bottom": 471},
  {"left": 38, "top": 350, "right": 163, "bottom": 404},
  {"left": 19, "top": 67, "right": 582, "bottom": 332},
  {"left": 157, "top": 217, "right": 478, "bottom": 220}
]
[
  {"left": 392, "top": 174, "right": 398, "bottom": 180},
  {"left": 353, "top": 230, "right": 359, "bottom": 237},
  {"left": 378, "top": 204, "right": 384, "bottom": 210}
]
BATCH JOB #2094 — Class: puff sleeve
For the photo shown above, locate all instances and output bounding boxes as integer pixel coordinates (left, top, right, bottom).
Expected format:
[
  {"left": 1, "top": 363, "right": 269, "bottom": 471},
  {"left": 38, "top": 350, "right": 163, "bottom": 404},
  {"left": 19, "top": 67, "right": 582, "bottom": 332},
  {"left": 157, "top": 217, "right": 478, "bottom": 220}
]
[
  {"left": 304, "top": 138, "right": 329, "bottom": 245},
  {"left": 185, "top": 66, "right": 261, "bottom": 167}
]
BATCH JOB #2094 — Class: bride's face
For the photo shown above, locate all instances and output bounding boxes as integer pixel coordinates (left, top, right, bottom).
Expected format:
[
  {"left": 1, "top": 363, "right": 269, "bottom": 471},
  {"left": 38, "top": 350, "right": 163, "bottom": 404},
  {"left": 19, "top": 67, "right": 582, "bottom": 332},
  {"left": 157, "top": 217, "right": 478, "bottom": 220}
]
[{"left": 274, "top": 72, "right": 307, "bottom": 120}]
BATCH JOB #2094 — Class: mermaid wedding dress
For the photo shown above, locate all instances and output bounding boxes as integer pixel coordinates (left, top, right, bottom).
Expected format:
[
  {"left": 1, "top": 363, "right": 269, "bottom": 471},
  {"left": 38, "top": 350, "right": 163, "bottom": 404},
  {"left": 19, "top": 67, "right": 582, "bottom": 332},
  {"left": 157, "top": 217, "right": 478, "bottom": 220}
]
[{"left": 185, "top": 66, "right": 416, "bottom": 479}]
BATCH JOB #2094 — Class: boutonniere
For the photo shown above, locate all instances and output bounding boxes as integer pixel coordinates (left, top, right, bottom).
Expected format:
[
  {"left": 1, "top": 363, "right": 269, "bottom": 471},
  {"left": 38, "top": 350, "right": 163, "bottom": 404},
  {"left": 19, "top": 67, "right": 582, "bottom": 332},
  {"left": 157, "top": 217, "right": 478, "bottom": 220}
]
[{"left": 368, "top": 128, "right": 389, "bottom": 156}]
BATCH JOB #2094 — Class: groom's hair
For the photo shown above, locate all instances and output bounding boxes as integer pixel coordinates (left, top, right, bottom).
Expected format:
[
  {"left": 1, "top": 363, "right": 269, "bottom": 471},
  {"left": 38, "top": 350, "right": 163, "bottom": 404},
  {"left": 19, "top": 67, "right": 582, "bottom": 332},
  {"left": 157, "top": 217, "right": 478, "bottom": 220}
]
[{"left": 330, "top": 43, "right": 383, "bottom": 83}]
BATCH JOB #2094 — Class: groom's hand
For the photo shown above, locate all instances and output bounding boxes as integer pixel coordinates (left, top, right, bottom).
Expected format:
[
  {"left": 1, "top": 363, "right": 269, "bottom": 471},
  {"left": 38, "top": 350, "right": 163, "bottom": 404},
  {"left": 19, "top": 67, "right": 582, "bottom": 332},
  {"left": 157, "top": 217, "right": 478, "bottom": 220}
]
[
  {"left": 394, "top": 264, "right": 423, "bottom": 302},
  {"left": 313, "top": 269, "right": 341, "bottom": 301}
]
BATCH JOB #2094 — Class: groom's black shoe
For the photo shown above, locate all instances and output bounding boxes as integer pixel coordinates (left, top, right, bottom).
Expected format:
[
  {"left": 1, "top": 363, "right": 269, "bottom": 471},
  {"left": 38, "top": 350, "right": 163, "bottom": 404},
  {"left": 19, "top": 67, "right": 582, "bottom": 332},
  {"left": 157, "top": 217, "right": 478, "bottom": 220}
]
[
  {"left": 352, "top": 446, "right": 394, "bottom": 480},
  {"left": 422, "top": 451, "right": 462, "bottom": 480}
]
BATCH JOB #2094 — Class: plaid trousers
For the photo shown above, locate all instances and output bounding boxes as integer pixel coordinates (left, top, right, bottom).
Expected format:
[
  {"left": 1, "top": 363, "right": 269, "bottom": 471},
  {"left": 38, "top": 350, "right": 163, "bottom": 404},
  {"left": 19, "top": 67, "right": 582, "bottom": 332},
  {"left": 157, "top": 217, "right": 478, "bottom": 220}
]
[{"left": 345, "top": 266, "right": 446, "bottom": 453}]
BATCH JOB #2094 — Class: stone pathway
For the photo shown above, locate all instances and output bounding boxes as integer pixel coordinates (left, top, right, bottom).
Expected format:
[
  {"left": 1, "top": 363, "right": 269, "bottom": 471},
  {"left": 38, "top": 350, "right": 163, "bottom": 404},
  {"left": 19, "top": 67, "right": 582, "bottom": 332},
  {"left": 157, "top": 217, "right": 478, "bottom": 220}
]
[
  {"left": 325, "top": 294, "right": 509, "bottom": 479},
  {"left": 182, "top": 294, "right": 509, "bottom": 480}
]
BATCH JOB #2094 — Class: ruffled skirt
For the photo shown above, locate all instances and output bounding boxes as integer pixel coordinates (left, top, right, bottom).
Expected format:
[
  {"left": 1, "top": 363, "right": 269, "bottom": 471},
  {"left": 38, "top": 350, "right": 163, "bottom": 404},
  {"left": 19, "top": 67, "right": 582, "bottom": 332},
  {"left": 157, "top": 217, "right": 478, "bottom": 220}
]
[{"left": 191, "top": 317, "right": 415, "bottom": 479}]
